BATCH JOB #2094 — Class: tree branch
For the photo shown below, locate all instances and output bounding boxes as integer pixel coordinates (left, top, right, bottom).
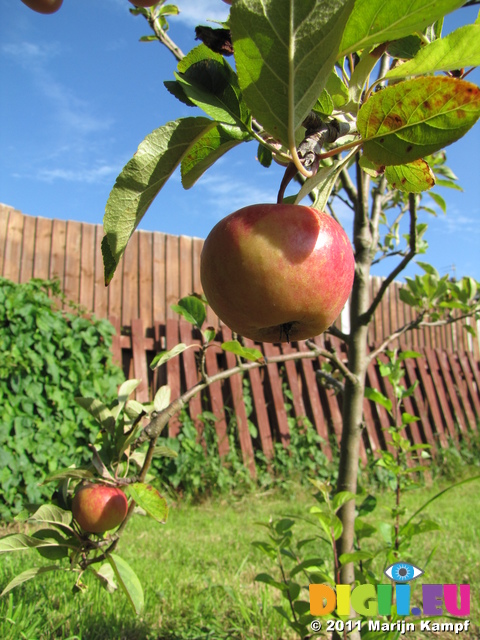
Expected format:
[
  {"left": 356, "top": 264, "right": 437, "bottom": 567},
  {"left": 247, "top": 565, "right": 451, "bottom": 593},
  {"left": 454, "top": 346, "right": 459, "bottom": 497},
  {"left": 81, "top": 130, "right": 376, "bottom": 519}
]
[{"left": 361, "top": 193, "right": 418, "bottom": 327}]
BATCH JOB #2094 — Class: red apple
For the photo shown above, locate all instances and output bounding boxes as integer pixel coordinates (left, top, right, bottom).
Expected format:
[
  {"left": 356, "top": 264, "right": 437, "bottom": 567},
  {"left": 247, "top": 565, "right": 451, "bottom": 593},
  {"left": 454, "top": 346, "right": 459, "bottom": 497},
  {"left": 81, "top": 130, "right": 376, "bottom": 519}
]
[
  {"left": 200, "top": 204, "right": 355, "bottom": 343},
  {"left": 20, "top": 0, "right": 63, "bottom": 14},
  {"left": 129, "top": 0, "right": 155, "bottom": 6},
  {"left": 72, "top": 484, "right": 128, "bottom": 534}
]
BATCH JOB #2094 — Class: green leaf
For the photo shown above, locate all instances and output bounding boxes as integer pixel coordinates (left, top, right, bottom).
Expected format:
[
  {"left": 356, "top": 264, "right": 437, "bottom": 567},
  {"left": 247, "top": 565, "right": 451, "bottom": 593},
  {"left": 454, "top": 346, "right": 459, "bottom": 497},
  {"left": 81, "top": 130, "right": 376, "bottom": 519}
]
[
  {"left": 428, "top": 191, "right": 447, "bottom": 214},
  {"left": 74, "top": 397, "right": 116, "bottom": 433},
  {"left": 364, "top": 387, "right": 392, "bottom": 412},
  {"left": 402, "top": 412, "right": 420, "bottom": 424},
  {"left": 150, "top": 343, "right": 190, "bottom": 369},
  {"left": 171, "top": 296, "right": 206, "bottom": 328},
  {"left": 254, "top": 573, "right": 288, "bottom": 592},
  {"left": 0, "top": 566, "right": 66, "bottom": 597},
  {"left": 339, "top": 550, "right": 374, "bottom": 565},
  {"left": 398, "top": 287, "right": 418, "bottom": 307},
  {"left": 175, "top": 45, "right": 250, "bottom": 127},
  {"left": 127, "top": 483, "right": 168, "bottom": 524},
  {"left": 32, "top": 529, "right": 72, "bottom": 560},
  {"left": 42, "top": 468, "right": 95, "bottom": 485},
  {"left": 386, "top": 24, "right": 480, "bottom": 80},
  {"left": 104, "top": 117, "right": 215, "bottom": 279},
  {"left": 385, "top": 159, "right": 435, "bottom": 193},
  {"left": 153, "top": 385, "right": 171, "bottom": 412},
  {"left": 94, "top": 563, "right": 118, "bottom": 594},
  {"left": 221, "top": 340, "right": 264, "bottom": 362},
  {"left": 0, "top": 532, "right": 66, "bottom": 554},
  {"left": 107, "top": 553, "right": 144, "bottom": 615},
  {"left": 358, "top": 494, "right": 377, "bottom": 516},
  {"left": 398, "top": 349, "right": 423, "bottom": 360},
  {"left": 339, "top": 0, "right": 464, "bottom": 58},
  {"left": 332, "top": 491, "right": 355, "bottom": 513},
  {"left": 359, "top": 77, "right": 480, "bottom": 166},
  {"left": 23, "top": 505, "right": 73, "bottom": 530},
  {"left": 230, "top": 0, "right": 355, "bottom": 147},
  {"left": 181, "top": 124, "right": 249, "bottom": 189}
]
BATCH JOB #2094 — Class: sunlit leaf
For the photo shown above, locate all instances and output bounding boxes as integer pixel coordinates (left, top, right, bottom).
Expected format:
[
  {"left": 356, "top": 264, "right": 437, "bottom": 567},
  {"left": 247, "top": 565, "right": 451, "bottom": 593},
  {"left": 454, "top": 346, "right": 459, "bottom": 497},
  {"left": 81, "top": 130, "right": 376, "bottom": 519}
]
[
  {"left": 171, "top": 295, "right": 206, "bottom": 328},
  {"left": 154, "top": 385, "right": 171, "bottom": 412},
  {"left": 104, "top": 117, "right": 215, "bottom": 281},
  {"left": 359, "top": 77, "right": 480, "bottom": 166},
  {"left": 150, "top": 343, "right": 190, "bottom": 369},
  {"left": 221, "top": 340, "right": 264, "bottom": 362},
  {"left": 0, "top": 566, "right": 66, "bottom": 597},
  {"left": 339, "top": 0, "right": 464, "bottom": 58},
  {"left": 74, "top": 397, "right": 116, "bottom": 433},
  {"left": 386, "top": 24, "right": 480, "bottom": 80},
  {"left": 107, "top": 553, "right": 144, "bottom": 615},
  {"left": 364, "top": 387, "right": 392, "bottom": 412},
  {"left": 230, "top": 0, "right": 355, "bottom": 146},
  {"left": 127, "top": 483, "right": 168, "bottom": 524}
]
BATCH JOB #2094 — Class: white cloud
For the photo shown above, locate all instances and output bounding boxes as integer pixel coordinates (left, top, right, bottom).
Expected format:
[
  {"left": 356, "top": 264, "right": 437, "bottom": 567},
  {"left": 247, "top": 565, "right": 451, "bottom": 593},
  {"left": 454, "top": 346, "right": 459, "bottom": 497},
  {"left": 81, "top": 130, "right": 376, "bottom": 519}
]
[
  {"left": 35, "top": 164, "right": 119, "bottom": 184},
  {"left": 174, "top": 0, "right": 229, "bottom": 26}
]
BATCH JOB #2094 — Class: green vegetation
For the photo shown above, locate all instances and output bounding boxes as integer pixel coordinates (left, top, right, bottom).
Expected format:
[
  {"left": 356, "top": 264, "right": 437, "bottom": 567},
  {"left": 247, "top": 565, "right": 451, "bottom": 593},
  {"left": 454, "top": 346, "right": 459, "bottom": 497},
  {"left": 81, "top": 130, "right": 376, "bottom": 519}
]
[
  {"left": 0, "top": 278, "right": 125, "bottom": 520},
  {"left": 1, "top": 475, "right": 478, "bottom": 639}
]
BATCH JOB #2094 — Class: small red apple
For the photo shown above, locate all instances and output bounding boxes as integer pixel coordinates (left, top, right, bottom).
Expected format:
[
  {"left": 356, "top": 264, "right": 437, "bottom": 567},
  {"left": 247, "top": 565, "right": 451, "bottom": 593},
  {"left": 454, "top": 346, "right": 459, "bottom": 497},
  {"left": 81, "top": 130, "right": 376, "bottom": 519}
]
[
  {"left": 200, "top": 204, "right": 355, "bottom": 343},
  {"left": 128, "top": 0, "right": 155, "bottom": 6},
  {"left": 72, "top": 484, "right": 128, "bottom": 534},
  {"left": 20, "top": 0, "right": 63, "bottom": 14}
]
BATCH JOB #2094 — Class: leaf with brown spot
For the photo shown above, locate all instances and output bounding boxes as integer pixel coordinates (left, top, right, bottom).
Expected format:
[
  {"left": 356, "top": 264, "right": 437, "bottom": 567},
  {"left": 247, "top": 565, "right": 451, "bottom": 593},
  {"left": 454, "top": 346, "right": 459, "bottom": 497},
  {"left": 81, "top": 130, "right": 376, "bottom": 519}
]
[
  {"left": 358, "top": 77, "right": 480, "bottom": 166},
  {"left": 385, "top": 159, "right": 435, "bottom": 193}
]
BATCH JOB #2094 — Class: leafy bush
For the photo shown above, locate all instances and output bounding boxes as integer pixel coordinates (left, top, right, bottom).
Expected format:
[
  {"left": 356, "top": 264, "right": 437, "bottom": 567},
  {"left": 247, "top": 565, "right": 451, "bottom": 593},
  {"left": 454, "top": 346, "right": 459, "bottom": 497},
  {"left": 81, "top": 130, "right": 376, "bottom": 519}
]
[{"left": 0, "top": 278, "right": 125, "bottom": 519}]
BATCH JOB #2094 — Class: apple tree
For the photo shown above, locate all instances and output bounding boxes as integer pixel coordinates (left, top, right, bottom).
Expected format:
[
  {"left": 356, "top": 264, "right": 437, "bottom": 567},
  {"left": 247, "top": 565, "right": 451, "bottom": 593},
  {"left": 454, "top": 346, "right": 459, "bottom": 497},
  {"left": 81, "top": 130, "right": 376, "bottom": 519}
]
[
  {"left": 3, "top": 0, "right": 480, "bottom": 630},
  {"left": 101, "top": 0, "right": 480, "bottom": 591}
]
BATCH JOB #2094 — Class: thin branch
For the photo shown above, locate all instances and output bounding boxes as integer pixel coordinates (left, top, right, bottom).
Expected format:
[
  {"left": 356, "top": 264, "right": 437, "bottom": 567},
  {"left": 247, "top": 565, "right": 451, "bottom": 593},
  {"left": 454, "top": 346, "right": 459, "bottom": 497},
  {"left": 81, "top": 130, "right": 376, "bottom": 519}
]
[
  {"left": 361, "top": 193, "right": 418, "bottom": 326},
  {"left": 136, "top": 343, "right": 357, "bottom": 444},
  {"left": 143, "top": 11, "right": 185, "bottom": 61},
  {"left": 339, "top": 168, "right": 358, "bottom": 209},
  {"left": 326, "top": 324, "right": 350, "bottom": 344}
]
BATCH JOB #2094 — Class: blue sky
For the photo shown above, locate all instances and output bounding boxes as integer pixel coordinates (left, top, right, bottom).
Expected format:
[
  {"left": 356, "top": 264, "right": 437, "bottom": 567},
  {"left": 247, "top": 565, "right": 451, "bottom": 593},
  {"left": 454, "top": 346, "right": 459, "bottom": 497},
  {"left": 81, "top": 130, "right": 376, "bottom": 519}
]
[{"left": 1, "top": 0, "right": 479, "bottom": 282}]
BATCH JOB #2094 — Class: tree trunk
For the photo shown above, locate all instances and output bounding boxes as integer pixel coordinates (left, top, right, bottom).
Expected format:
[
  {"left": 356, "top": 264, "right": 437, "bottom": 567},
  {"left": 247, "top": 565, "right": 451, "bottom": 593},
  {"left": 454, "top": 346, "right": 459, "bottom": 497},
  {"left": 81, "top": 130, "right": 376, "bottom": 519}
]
[{"left": 334, "top": 164, "right": 374, "bottom": 639}]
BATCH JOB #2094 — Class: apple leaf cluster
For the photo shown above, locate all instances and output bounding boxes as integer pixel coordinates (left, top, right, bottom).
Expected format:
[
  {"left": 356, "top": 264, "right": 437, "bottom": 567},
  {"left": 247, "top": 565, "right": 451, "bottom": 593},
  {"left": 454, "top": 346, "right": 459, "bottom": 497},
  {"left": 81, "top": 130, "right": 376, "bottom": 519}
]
[
  {"left": 0, "top": 380, "right": 170, "bottom": 613},
  {"left": 0, "top": 277, "right": 125, "bottom": 520},
  {"left": 102, "top": 0, "right": 480, "bottom": 283}
]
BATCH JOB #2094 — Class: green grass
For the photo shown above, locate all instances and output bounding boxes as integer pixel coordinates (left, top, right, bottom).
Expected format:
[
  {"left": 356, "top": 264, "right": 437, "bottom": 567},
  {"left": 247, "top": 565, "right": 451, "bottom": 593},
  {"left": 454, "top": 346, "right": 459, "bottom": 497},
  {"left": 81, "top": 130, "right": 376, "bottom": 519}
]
[{"left": 1, "top": 473, "right": 479, "bottom": 640}]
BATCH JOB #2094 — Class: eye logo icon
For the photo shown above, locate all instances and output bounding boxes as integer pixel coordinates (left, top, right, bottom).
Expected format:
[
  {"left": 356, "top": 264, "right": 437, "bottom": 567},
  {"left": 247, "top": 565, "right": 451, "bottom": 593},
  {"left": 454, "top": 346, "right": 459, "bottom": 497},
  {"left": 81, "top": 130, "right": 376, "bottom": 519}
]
[{"left": 384, "top": 562, "right": 424, "bottom": 583}]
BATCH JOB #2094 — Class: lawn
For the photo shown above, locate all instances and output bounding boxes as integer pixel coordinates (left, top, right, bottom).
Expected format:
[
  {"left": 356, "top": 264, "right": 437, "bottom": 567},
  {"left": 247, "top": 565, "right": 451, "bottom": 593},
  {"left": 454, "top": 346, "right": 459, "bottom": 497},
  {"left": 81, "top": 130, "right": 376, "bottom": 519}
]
[{"left": 1, "top": 471, "right": 479, "bottom": 640}]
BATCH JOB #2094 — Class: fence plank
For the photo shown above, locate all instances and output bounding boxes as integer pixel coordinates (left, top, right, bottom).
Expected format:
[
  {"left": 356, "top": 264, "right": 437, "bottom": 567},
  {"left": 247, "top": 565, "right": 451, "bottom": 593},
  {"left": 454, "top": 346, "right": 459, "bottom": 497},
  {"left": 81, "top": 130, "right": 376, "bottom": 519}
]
[
  {"left": 79, "top": 222, "right": 95, "bottom": 311},
  {"left": 131, "top": 318, "right": 150, "bottom": 403},
  {"left": 435, "top": 349, "right": 468, "bottom": 437},
  {"left": 153, "top": 232, "right": 166, "bottom": 326},
  {"left": 446, "top": 351, "right": 477, "bottom": 433},
  {"left": 0, "top": 205, "right": 11, "bottom": 276},
  {"left": 138, "top": 231, "right": 154, "bottom": 331},
  {"left": 415, "top": 352, "right": 448, "bottom": 448},
  {"left": 3, "top": 208, "right": 24, "bottom": 282},
  {"left": 204, "top": 341, "right": 230, "bottom": 457},
  {"left": 50, "top": 219, "right": 67, "bottom": 284},
  {"left": 178, "top": 320, "right": 203, "bottom": 436},
  {"left": 222, "top": 327, "right": 256, "bottom": 477},
  {"left": 122, "top": 232, "right": 139, "bottom": 327},
  {"left": 109, "top": 315, "right": 122, "bottom": 367},
  {"left": 280, "top": 342, "right": 308, "bottom": 421},
  {"left": 165, "top": 235, "right": 180, "bottom": 320},
  {"left": 296, "top": 340, "right": 333, "bottom": 459},
  {"left": 263, "top": 342, "right": 291, "bottom": 448},
  {"left": 166, "top": 318, "right": 182, "bottom": 437},
  {"left": 424, "top": 348, "right": 457, "bottom": 442},
  {"left": 458, "top": 353, "right": 480, "bottom": 424},
  {"left": 94, "top": 225, "right": 109, "bottom": 320},
  {"left": 244, "top": 339, "right": 275, "bottom": 459},
  {"left": 404, "top": 358, "right": 437, "bottom": 454},
  {"left": 20, "top": 214, "right": 36, "bottom": 283},
  {"left": 64, "top": 220, "right": 82, "bottom": 305}
]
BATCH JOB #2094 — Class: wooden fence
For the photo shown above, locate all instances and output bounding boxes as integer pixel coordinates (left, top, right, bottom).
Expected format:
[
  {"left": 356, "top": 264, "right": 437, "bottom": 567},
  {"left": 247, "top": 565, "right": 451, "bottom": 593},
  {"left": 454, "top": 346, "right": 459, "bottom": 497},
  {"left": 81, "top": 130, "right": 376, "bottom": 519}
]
[
  {"left": 1, "top": 205, "right": 477, "bottom": 356},
  {"left": 113, "top": 316, "right": 480, "bottom": 475},
  {"left": 2, "top": 205, "right": 479, "bottom": 473}
]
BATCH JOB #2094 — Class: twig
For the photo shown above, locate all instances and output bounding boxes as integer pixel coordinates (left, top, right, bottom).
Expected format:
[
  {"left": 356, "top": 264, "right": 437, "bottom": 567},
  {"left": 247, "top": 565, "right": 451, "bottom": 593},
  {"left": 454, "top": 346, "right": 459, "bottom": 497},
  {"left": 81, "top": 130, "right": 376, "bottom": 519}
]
[{"left": 361, "top": 193, "right": 418, "bottom": 327}]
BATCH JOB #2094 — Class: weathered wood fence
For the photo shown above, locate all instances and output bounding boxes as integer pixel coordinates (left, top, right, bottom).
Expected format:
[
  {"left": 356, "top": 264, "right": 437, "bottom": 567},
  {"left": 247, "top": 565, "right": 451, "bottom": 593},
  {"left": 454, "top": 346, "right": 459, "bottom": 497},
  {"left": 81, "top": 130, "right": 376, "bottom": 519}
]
[{"left": 1, "top": 205, "right": 479, "bottom": 473}]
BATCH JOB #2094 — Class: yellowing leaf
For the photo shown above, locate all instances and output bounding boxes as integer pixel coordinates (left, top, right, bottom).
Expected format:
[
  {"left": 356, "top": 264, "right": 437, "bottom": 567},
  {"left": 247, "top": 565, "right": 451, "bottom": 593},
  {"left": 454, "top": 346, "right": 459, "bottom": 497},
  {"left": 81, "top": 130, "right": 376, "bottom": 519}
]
[
  {"left": 358, "top": 76, "right": 480, "bottom": 166},
  {"left": 385, "top": 159, "right": 435, "bottom": 192}
]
